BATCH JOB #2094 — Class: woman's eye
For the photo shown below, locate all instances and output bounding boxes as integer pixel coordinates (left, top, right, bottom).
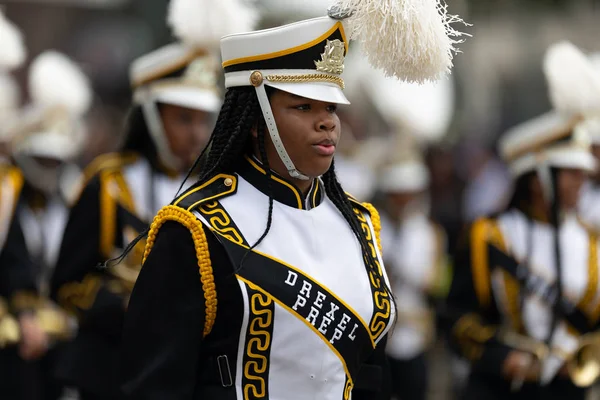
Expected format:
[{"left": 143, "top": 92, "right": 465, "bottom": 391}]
[
  {"left": 326, "top": 105, "right": 338, "bottom": 113},
  {"left": 294, "top": 104, "right": 311, "bottom": 111}
]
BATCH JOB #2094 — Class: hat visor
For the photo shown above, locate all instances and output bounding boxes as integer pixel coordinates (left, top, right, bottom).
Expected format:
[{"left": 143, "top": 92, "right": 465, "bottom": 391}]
[
  {"left": 14, "top": 132, "right": 79, "bottom": 161},
  {"left": 550, "top": 151, "right": 597, "bottom": 173},
  {"left": 265, "top": 81, "right": 350, "bottom": 105},
  {"left": 153, "top": 87, "right": 221, "bottom": 113},
  {"left": 510, "top": 149, "right": 597, "bottom": 177}
]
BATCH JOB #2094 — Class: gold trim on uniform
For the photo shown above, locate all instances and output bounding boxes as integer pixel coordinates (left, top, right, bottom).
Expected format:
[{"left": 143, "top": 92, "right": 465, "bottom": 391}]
[
  {"left": 243, "top": 282, "right": 274, "bottom": 399},
  {"left": 57, "top": 274, "right": 103, "bottom": 315},
  {"left": 173, "top": 174, "right": 238, "bottom": 211},
  {"left": 453, "top": 313, "right": 496, "bottom": 361},
  {"left": 198, "top": 201, "right": 245, "bottom": 245},
  {"left": 578, "top": 233, "right": 598, "bottom": 316},
  {"left": 353, "top": 204, "right": 392, "bottom": 341},
  {"left": 144, "top": 205, "right": 217, "bottom": 337}
]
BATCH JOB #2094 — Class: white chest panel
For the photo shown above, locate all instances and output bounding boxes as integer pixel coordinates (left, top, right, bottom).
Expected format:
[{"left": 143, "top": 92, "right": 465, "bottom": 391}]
[
  {"left": 122, "top": 159, "right": 187, "bottom": 220},
  {"left": 495, "top": 210, "right": 599, "bottom": 381},
  {"left": 211, "top": 176, "right": 393, "bottom": 400},
  {"left": 579, "top": 182, "right": 600, "bottom": 232},
  {"left": 383, "top": 213, "right": 438, "bottom": 359},
  {"left": 19, "top": 196, "right": 70, "bottom": 290}
]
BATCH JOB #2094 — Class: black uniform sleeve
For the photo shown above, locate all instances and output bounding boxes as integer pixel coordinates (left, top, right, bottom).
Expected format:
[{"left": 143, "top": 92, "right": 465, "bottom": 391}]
[
  {"left": 51, "top": 175, "right": 125, "bottom": 338},
  {"left": 120, "top": 221, "right": 208, "bottom": 400},
  {"left": 0, "top": 209, "right": 38, "bottom": 309},
  {"left": 444, "top": 238, "right": 512, "bottom": 378},
  {"left": 352, "top": 335, "right": 392, "bottom": 400}
]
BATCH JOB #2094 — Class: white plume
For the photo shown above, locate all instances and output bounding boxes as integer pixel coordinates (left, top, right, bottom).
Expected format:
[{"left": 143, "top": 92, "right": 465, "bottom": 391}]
[
  {"left": 331, "top": 0, "right": 469, "bottom": 83},
  {"left": 543, "top": 41, "right": 600, "bottom": 116},
  {"left": 0, "top": 72, "right": 20, "bottom": 116},
  {"left": 167, "top": 0, "right": 258, "bottom": 48},
  {"left": 0, "top": 9, "right": 26, "bottom": 70},
  {"left": 29, "top": 51, "right": 92, "bottom": 116}
]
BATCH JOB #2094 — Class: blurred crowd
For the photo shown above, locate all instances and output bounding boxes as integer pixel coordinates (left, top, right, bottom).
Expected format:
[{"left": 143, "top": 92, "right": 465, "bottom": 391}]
[{"left": 2, "top": 0, "right": 600, "bottom": 399}]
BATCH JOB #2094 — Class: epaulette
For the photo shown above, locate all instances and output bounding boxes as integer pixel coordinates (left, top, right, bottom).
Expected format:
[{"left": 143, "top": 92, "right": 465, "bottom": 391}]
[
  {"left": 144, "top": 175, "right": 237, "bottom": 339},
  {"left": 172, "top": 173, "right": 238, "bottom": 212},
  {"left": 82, "top": 152, "right": 139, "bottom": 186}
]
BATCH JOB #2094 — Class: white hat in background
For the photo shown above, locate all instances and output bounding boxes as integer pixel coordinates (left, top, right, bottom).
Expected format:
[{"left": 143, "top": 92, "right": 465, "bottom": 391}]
[
  {"left": 221, "top": 0, "right": 467, "bottom": 180},
  {"left": 500, "top": 41, "right": 600, "bottom": 201},
  {"left": 10, "top": 51, "right": 92, "bottom": 194},
  {"left": 131, "top": 0, "right": 257, "bottom": 172},
  {"left": 577, "top": 52, "right": 600, "bottom": 145},
  {"left": 379, "top": 161, "right": 430, "bottom": 194},
  {"left": 0, "top": 9, "right": 26, "bottom": 143}
]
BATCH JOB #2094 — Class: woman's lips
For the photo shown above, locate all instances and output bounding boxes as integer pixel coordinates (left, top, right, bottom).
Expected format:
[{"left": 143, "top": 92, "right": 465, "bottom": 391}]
[{"left": 313, "top": 143, "right": 336, "bottom": 156}]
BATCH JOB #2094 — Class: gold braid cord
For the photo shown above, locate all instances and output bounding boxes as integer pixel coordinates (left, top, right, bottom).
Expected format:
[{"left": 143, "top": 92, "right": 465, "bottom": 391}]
[
  {"left": 143, "top": 205, "right": 217, "bottom": 337},
  {"left": 265, "top": 74, "right": 345, "bottom": 89},
  {"left": 362, "top": 202, "right": 383, "bottom": 256}
]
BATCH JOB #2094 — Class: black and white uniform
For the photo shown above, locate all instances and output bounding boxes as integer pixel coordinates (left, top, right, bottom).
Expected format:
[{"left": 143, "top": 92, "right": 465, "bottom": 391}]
[
  {"left": 51, "top": 152, "right": 187, "bottom": 399},
  {"left": 121, "top": 155, "right": 396, "bottom": 400},
  {"left": 0, "top": 165, "right": 40, "bottom": 399},
  {"left": 446, "top": 208, "right": 600, "bottom": 400}
]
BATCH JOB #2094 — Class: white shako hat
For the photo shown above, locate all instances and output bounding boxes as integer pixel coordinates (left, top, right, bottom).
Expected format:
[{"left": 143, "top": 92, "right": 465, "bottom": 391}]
[
  {"left": 220, "top": 0, "right": 468, "bottom": 180},
  {"left": 576, "top": 52, "right": 600, "bottom": 145},
  {"left": 378, "top": 134, "right": 430, "bottom": 194},
  {"left": 130, "top": 0, "right": 257, "bottom": 172},
  {"left": 379, "top": 160, "right": 430, "bottom": 194},
  {"left": 500, "top": 41, "right": 600, "bottom": 201},
  {"left": 9, "top": 51, "right": 92, "bottom": 193},
  {"left": 0, "top": 9, "right": 27, "bottom": 143}
]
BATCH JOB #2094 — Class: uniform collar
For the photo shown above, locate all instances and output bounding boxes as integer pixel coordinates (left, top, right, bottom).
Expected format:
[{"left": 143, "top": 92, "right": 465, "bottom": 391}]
[{"left": 238, "top": 154, "right": 324, "bottom": 210}]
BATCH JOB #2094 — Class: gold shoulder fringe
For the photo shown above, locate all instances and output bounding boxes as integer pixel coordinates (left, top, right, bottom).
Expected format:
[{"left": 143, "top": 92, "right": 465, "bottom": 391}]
[{"left": 144, "top": 205, "right": 217, "bottom": 338}]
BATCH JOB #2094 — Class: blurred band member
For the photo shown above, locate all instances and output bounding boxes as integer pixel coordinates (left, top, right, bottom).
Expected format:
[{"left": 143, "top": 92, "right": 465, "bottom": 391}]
[
  {"left": 0, "top": 11, "right": 57, "bottom": 400},
  {"left": 380, "top": 156, "right": 447, "bottom": 400},
  {"left": 5, "top": 50, "right": 91, "bottom": 400},
  {"left": 445, "top": 42, "right": 600, "bottom": 400},
  {"left": 49, "top": 0, "right": 227, "bottom": 398}
]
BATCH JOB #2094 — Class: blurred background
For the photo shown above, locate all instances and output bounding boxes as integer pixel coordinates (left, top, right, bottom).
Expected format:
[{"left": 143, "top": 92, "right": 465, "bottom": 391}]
[{"left": 3, "top": 0, "right": 600, "bottom": 399}]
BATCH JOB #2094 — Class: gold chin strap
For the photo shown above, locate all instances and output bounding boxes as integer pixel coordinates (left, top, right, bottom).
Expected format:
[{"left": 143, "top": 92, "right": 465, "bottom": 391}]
[{"left": 251, "top": 71, "right": 310, "bottom": 181}]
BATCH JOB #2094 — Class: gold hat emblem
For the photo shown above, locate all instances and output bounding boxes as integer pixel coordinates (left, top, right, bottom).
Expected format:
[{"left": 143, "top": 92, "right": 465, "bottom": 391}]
[
  {"left": 315, "top": 39, "right": 345, "bottom": 75},
  {"left": 184, "top": 57, "right": 218, "bottom": 89}
]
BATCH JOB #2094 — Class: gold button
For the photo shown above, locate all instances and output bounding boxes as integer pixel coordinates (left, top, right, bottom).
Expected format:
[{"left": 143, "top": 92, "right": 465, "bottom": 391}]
[
  {"left": 224, "top": 178, "right": 233, "bottom": 187},
  {"left": 250, "top": 71, "right": 263, "bottom": 87}
]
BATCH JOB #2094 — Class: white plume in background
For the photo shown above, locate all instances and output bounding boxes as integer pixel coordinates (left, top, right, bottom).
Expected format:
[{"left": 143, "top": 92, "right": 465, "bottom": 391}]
[
  {"left": 29, "top": 51, "right": 92, "bottom": 116},
  {"left": 0, "top": 72, "right": 20, "bottom": 115},
  {"left": 168, "top": 0, "right": 258, "bottom": 48},
  {"left": 543, "top": 41, "right": 600, "bottom": 116},
  {"left": 0, "top": 9, "right": 26, "bottom": 70},
  {"left": 331, "top": 0, "right": 469, "bottom": 83}
]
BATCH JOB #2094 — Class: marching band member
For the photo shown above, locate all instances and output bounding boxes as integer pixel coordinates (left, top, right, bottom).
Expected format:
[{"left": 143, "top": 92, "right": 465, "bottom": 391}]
[
  {"left": 50, "top": 0, "right": 254, "bottom": 398},
  {"left": 577, "top": 53, "right": 600, "bottom": 231},
  {"left": 7, "top": 50, "right": 92, "bottom": 400},
  {"left": 120, "top": 0, "right": 467, "bottom": 398},
  {"left": 445, "top": 42, "right": 600, "bottom": 400},
  {"left": 379, "top": 150, "right": 447, "bottom": 400},
  {"left": 0, "top": 10, "right": 57, "bottom": 400}
]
